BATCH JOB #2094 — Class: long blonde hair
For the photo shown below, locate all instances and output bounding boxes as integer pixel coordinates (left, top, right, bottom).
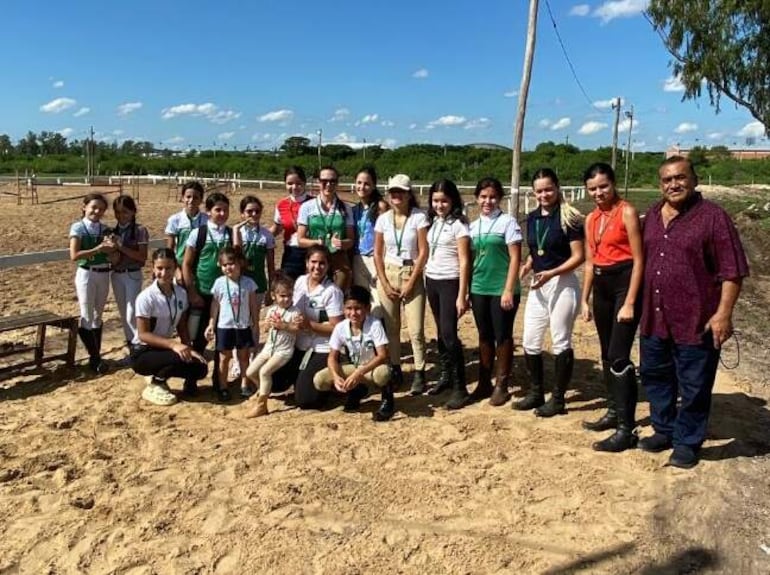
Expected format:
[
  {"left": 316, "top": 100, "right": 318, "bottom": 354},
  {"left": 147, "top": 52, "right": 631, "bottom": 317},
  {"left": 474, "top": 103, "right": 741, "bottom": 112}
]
[{"left": 532, "top": 168, "right": 582, "bottom": 233}]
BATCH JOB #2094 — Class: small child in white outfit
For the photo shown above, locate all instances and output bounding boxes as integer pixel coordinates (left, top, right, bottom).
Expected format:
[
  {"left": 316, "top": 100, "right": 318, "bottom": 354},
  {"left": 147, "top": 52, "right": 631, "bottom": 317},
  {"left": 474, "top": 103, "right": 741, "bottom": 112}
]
[{"left": 245, "top": 275, "right": 302, "bottom": 417}]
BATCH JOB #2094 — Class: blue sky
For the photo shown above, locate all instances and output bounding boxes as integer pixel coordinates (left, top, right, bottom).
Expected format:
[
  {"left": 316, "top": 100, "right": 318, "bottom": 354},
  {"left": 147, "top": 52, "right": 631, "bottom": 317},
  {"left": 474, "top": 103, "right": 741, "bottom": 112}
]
[{"left": 1, "top": 0, "right": 767, "bottom": 153}]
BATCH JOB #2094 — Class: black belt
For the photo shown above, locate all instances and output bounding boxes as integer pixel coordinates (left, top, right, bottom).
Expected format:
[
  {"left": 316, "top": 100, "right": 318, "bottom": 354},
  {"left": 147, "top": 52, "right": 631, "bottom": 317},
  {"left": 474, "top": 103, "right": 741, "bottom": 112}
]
[
  {"left": 594, "top": 260, "right": 633, "bottom": 276},
  {"left": 80, "top": 265, "right": 111, "bottom": 272},
  {"left": 402, "top": 259, "right": 414, "bottom": 266}
]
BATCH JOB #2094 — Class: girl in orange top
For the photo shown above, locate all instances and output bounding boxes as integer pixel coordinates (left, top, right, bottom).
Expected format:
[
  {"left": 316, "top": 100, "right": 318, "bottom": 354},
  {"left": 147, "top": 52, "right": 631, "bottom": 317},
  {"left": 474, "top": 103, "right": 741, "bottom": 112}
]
[{"left": 580, "top": 162, "right": 644, "bottom": 452}]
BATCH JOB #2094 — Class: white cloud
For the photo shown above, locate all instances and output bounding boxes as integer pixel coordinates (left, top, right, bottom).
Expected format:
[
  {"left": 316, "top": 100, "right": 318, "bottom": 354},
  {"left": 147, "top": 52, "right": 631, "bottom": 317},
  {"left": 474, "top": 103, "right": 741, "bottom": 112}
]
[
  {"left": 538, "top": 119, "right": 551, "bottom": 128},
  {"left": 112, "top": 129, "right": 124, "bottom": 136},
  {"left": 381, "top": 120, "right": 395, "bottom": 127},
  {"left": 329, "top": 107, "right": 350, "bottom": 122},
  {"left": 58, "top": 128, "right": 74, "bottom": 138},
  {"left": 408, "top": 123, "right": 418, "bottom": 130},
  {"left": 593, "top": 0, "right": 648, "bottom": 24},
  {"left": 251, "top": 133, "right": 274, "bottom": 142},
  {"left": 356, "top": 113, "right": 379, "bottom": 126},
  {"left": 40, "top": 97, "right": 76, "bottom": 113},
  {"left": 381, "top": 138, "right": 398, "bottom": 149},
  {"left": 551, "top": 117, "right": 572, "bottom": 130},
  {"left": 162, "top": 102, "right": 241, "bottom": 124},
  {"left": 570, "top": 4, "right": 591, "bottom": 16},
  {"left": 73, "top": 107, "right": 90, "bottom": 117},
  {"left": 578, "top": 121, "right": 608, "bottom": 135},
  {"left": 53, "top": 80, "right": 64, "bottom": 88},
  {"left": 257, "top": 109, "right": 294, "bottom": 123},
  {"left": 412, "top": 68, "right": 429, "bottom": 79},
  {"left": 117, "top": 101, "right": 143, "bottom": 116},
  {"left": 634, "top": 141, "right": 647, "bottom": 149},
  {"left": 465, "top": 117, "right": 491, "bottom": 130},
  {"left": 674, "top": 122, "right": 698, "bottom": 134},
  {"left": 331, "top": 132, "right": 356, "bottom": 144},
  {"left": 217, "top": 132, "right": 235, "bottom": 140},
  {"left": 707, "top": 132, "right": 724, "bottom": 140},
  {"left": 165, "top": 136, "right": 185, "bottom": 145},
  {"left": 427, "top": 115, "right": 466, "bottom": 128},
  {"left": 503, "top": 89, "right": 518, "bottom": 98},
  {"left": 593, "top": 97, "right": 622, "bottom": 109},
  {"left": 663, "top": 75, "right": 685, "bottom": 92},
  {"left": 618, "top": 117, "right": 639, "bottom": 133},
  {"left": 737, "top": 121, "right": 765, "bottom": 138}
]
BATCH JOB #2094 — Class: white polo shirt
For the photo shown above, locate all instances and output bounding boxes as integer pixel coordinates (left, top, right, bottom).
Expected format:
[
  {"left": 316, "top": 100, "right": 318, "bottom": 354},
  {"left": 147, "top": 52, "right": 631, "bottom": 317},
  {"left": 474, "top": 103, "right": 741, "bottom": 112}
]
[
  {"left": 133, "top": 281, "right": 189, "bottom": 345},
  {"left": 425, "top": 216, "right": 470, "bottom": 280},
  {"left": 293, "top": 275, "right": 344, "bottom": 352},
  {"left": 374, "top": 208, "right": 429, "bottom": 265},
  {"left": 329, "top": 315, "right": 388, "bottom": 366}
]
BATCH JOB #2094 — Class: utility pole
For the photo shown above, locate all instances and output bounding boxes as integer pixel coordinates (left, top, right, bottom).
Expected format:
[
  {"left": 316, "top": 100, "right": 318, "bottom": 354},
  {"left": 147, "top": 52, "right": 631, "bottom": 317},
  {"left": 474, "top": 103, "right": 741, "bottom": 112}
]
[
  {"left": 623, "top": 105, "right": 634, "bottom": 197},
  {"left": 611, "top": 97, "right": 621, "bottom": 169},
  {"left": 317, "top": 129, "right": 323, "bottom": 171},
  {"left": 363, "top": 138, "right": 367, "bottom": 161},
  {"left": 510, "top": 0, "right": 540, "bottom": 218},
  {"left": 86, "top": 125, "right": 95, "bottom": 182}
]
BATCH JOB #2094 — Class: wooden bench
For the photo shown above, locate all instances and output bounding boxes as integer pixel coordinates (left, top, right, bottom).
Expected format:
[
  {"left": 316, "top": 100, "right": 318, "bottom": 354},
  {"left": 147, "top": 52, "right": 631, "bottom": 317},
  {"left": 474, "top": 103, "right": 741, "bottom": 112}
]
[{"left": 0, "top": 311, "right": 78, "bottom": 375}]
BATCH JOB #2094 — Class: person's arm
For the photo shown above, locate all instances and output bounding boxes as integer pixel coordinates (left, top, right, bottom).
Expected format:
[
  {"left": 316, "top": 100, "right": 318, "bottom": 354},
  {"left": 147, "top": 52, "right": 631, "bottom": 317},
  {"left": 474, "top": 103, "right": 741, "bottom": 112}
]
[
  {"left": 232, "top": 222, "right": 244, "bottom": 247},
  {"left": 307, "top": 314, "right": 343, "bottom": 337},
  {"left": 618, "top": 205, "right": 644, "bottom": 322},
  {"left": 205, "top": 297, "right": 220, "bottom": 341},
  {"left": 339, "top": 225, "right": 355, "bottom": 251},
  {"left": 581, "top": 213, "right": 595, "bottom": 322},
  {"left": 248, "top": 290, "right": 260, "bottom": 342},
  {"left": 182, "top": 244, "right": 203, "bottom": 307},
  {"left": 115, "top": 228, "right": 149, "bottom": 265},
  {"left": 137, "top": 316, "right": 204, "bottom": 363},
  {"left": 165, "top": 233, "right": 176, "bottom": 251},
  {"left": 706, "top": 279, "right": 742, "bottom": 349},
  {"left": 343, "top": 343, "right": 388, "bottom": 390},
  {"left": 327, "top": 348, "right": 347, "bottom": 390},
  {"left": 456, "top": 235, "right": 471, "bottom": 317},
  {"left": 501, "top": 242, "right": 522, "bottom": 310},
  {"left": 374, "top": 231, "right": 399, "bottom": 300},
  {"left": 69, "top": 235, "right": 110, "bottom": 261},
  {"left": 267, "top": 247, "right": 276, "bottom": 282},
  {"left": 401, "top": 226, "right": 428, "bottom": 300},
  {"left": 297, "top": 224, "right": 323, "bottom": 248},
  {"left": 532, "top": 239, "right": 585, "bottom": 289}
]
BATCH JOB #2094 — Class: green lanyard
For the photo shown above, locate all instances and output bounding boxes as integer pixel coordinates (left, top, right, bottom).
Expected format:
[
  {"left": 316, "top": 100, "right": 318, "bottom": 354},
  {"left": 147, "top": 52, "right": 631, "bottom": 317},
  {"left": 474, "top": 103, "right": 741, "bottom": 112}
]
[
  {"left": 161, "top": 284, "right": 178, "bottom": 331},
  {"left": 392, "top": 212, "right": 407, "bottom": 257},
  {"left": 430, "top": 219, "right": 447, "bottom": 256},
  {"left": 225, "top": 277, "right": 243, "bottom": 327},
  {"left": 347, "top": 324, "right": 364, "bottom": 367},
  {"left": 475, "top": 212, "right": 501, "bottom": 256},
  {"left": 207, "top": 226, "right": 228, "bottom": 249},
  {"left": 535, "top": 219, "right": 549, "bottom": 256},
  {"left": 317, "top": 198, "right": 338, "bottom": 240}
]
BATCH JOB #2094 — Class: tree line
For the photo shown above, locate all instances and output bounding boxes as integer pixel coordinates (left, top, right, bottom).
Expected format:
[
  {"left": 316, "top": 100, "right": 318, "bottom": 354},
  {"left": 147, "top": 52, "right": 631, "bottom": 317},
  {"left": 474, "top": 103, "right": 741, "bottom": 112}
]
[{"left": 1, "top": 131, "right": 770, "bottom": 188}]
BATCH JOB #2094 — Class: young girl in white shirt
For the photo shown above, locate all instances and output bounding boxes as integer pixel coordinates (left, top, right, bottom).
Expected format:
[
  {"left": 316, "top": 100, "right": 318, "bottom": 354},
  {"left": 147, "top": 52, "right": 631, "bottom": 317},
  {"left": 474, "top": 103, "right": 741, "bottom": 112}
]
[{"left": 424, "top": 179, "right": 472, "bottom": 409}]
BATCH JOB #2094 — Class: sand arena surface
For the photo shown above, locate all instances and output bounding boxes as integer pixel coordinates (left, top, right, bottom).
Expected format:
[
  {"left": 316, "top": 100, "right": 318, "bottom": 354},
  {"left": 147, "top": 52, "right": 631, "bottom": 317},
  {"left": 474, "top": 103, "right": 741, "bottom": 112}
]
[{"left": 0, "top": 184, "right": 769, "bottom": 573}]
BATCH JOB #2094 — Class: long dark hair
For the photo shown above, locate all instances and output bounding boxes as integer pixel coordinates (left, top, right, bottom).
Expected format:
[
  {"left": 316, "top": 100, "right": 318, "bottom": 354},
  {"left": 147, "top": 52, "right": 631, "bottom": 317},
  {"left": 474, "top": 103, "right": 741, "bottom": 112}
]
[
  {"left": 427, "top": 178, "right": 467, "bottom": 225},
  {"left": 113, "top": 194, "right": 139, "bottom": 243},
  {"left": 357, "top": 166, "right": 383, "bottom": 223}
]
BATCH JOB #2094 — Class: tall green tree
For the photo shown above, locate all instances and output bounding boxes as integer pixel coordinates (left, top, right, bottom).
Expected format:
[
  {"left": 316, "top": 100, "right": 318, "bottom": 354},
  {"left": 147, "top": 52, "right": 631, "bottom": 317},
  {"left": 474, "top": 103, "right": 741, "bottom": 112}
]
[{"left": 646, "top": 1, "right": 770, "bottom": 133}]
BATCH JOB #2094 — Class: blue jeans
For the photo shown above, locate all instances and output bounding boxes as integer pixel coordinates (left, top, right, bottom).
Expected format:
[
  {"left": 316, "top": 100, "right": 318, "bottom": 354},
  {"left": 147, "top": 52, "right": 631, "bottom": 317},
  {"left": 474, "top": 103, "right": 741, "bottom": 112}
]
[{"left": 640, "top": 334, "right": 720, "bottom": 449}]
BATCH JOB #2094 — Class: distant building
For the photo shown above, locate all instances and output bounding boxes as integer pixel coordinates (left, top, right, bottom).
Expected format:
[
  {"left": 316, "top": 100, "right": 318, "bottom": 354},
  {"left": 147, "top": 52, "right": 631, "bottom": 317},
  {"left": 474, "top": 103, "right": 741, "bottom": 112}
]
[
  {"left": 467, "top": 143, "right": 512, "bottom": 151},
  {"left": 666, "top": 145, "right": 770, "bottom": 160}
]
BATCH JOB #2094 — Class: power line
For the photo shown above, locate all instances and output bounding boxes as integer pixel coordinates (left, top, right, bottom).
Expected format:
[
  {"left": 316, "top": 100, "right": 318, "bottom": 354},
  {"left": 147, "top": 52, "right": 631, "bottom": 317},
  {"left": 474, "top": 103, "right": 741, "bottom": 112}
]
[{"left": 542, "top": 0, "right": 600, "bottom": 111}]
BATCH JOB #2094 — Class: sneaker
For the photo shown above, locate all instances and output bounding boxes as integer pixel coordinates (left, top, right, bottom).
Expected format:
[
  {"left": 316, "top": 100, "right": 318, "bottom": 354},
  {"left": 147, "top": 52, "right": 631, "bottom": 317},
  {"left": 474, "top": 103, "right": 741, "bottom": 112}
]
[
  {"left": 638, "top": 433, "right": 673, "bottom": 453},
  {"left": 114, "top": 355, "right": 133, "bottom": 368},
  {"left": 229, "top": 360, "right": 241, "bottom": 380},
  {"left": 668, "top": 445, "right": 699, "bottom": 469},
  {"left": 142, "top": 383, "right": 177, "bottom": 406}
]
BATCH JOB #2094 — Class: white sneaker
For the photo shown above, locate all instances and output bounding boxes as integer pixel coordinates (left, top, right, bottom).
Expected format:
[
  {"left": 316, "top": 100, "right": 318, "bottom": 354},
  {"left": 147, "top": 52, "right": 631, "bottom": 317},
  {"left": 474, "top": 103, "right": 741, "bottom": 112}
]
[
  {"left": 228, "top": 360, "right": 241, "bottom": 380},
  {"left": 142, "top": 383, "right": 177, "bottom": 406}
]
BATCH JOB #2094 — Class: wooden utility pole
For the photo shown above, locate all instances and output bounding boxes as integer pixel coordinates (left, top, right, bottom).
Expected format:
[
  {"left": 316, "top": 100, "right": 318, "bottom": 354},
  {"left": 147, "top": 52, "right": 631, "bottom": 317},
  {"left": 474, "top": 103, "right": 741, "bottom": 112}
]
[
  {"left": 510, "top": 0, "right": 539, "bottom": 218},
  {"left": 611, "top": 97, "right": 621, "bottom": 169}
]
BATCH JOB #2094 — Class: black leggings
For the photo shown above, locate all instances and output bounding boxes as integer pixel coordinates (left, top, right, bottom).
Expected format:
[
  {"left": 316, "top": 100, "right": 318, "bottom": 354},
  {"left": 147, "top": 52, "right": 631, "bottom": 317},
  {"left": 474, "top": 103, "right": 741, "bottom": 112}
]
[
  {"left": 592, "top": 262, "right": 641, "bottom": 366},
  {"left": 191, "top": 293, "right": 220, "bottom": 387},
  {"left": 131, "top": 347, "right": 208, "bottom": 382},
  {"left": 426, "top": 277, "right": 461, "bottom": 351},
  {"left": 281, "top": 246, "right": 307, "bottom": 280},
  {"left": 470, "top": 293, "right": 521, "bottom": 345},
  {"left": 272, "top": 348, "right": 330, "bottom": 409}
]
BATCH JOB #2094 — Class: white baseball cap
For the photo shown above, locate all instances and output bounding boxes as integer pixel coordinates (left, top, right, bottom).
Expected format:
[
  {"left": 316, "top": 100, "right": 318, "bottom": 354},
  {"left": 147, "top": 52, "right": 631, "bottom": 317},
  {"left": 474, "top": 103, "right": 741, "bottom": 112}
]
[{"left": 387, "top": 174, "right": 412, "bottom": 192}]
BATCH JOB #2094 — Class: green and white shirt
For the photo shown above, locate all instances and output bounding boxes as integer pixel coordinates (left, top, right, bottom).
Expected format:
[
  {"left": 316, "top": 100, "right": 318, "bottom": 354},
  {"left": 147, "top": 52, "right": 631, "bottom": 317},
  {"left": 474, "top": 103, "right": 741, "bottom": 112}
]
[
  {"left": 165, "top": 210, "right": 208, "bottom": 264},
  {"left": 469, "top": 209, "right": 523, "bottom": 296},
  {"left": 297, "top": 197, "right": 353, "bottom": 250},
  {"left": 186, "top": 222, "right": 232, "bottom": 296}
]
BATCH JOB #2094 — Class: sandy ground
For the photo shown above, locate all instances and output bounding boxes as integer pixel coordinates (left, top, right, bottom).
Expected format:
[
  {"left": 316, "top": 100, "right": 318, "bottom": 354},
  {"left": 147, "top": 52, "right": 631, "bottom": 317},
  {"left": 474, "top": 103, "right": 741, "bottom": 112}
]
[{"left": 0, "top": 184, "right": 769, "bottom": 574}]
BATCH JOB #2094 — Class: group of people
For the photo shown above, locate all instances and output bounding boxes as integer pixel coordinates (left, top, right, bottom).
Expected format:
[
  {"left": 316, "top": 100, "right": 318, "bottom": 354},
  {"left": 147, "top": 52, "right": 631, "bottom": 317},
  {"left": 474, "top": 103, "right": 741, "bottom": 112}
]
[{"left": 68, "top": 155, "right": 748, "bottom": 469}]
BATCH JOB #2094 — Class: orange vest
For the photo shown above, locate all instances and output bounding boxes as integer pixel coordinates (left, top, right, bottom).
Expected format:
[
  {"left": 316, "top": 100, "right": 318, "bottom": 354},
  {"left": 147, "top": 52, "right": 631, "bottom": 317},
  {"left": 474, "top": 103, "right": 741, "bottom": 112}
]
[{"left": 587, "top": 200, "right": 633, "bottom": 267}]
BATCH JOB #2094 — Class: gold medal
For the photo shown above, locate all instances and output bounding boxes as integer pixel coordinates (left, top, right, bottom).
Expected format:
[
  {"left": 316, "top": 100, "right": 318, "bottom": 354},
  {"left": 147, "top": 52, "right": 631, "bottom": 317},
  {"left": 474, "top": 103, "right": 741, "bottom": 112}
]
[{"left": 537, "top": 249, "right": 545, "bottom": 256}]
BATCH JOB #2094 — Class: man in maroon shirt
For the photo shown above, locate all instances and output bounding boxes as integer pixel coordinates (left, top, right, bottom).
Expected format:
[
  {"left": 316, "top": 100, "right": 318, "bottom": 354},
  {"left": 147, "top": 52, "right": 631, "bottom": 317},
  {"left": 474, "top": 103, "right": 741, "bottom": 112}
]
[{"left": 639, "top": 156, "right": 749, "bottom": 469}]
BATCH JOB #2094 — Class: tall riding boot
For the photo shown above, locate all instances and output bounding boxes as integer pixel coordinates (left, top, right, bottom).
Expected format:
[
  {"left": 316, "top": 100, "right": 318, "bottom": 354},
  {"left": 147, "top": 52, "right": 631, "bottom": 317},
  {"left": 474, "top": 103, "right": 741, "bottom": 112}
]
[
  {"left": 469, "top": 340, "right": 495, "bottom": 401},
  {"left": 373, "top": 382, "right": 396, "bottom": 422},
  {"left": 92, "top": 327, "right": 108, "bottom": 374},
  {"left": 582, "top": 361, "right": 617, "bottom": 431},
  {"left": 445, "top": 344, "right": 470, "bottom": 410},
  {"left": 514, "top": 353, "right": 545, "bottom": 410},
  {"left": 535, "top": 349, "right": 573, "bottom": 417},
  {"left": 489, "top": 339, "right": 513, "bottom": 406},
  {"left": 428, "top": 340, "right": 452, "bottom": 396},
  {"left": 593, "top": 361, "right": 638, "bottom": 452}
]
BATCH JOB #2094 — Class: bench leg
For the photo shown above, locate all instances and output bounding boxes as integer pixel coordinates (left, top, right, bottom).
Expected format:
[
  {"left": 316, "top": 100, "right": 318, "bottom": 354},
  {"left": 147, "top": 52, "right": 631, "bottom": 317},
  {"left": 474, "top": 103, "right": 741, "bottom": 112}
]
[
  {"left": 35, "top": 324, "right": 46, "bottom": 366},
  {"left": 66, "top": 320, "right": 78, "bottom": 367}
]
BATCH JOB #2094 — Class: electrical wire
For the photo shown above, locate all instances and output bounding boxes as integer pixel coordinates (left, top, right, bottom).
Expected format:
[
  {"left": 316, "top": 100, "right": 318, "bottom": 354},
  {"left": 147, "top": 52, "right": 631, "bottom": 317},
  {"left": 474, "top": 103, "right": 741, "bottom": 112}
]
[{"left": 543, "top": 0, "right": 603, "bottom": 112}]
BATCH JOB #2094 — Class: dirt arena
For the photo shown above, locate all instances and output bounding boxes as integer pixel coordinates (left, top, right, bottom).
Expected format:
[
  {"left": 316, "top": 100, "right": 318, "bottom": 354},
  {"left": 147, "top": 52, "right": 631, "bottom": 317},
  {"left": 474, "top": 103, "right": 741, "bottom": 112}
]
[{"left": 0, "top": 183, "right": 768, "bottom": 574}]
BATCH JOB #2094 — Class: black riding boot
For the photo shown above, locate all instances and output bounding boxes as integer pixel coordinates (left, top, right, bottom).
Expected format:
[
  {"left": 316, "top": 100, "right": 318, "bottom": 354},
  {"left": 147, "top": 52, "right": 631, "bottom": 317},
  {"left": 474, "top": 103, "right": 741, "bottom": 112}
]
[
  {"left": 373, "top": 382, "right": 396, "bottom": 422},
  {"left": 445, "top": 344, "right": 470, "bottom": 410},
  {"left": 583, "top": 360, "right": 617, "bottom": 431},
  {"left": 593, "top": 361, "right": 638, "bottom": 452},
  {"left": 428, "top": 340, "right": 452, "bottom": 396},
  {"left": 469, "top": 340, "right": 495, "bottom": 401},
  {"left": 514, "top": 353, "right": 545, "bottom": 410},
  {"left": 535, "top": 349, "right": 573, "bottom": 418},
  {"left": 489, "top": 339, "right": 513, "bottom": 406}
]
